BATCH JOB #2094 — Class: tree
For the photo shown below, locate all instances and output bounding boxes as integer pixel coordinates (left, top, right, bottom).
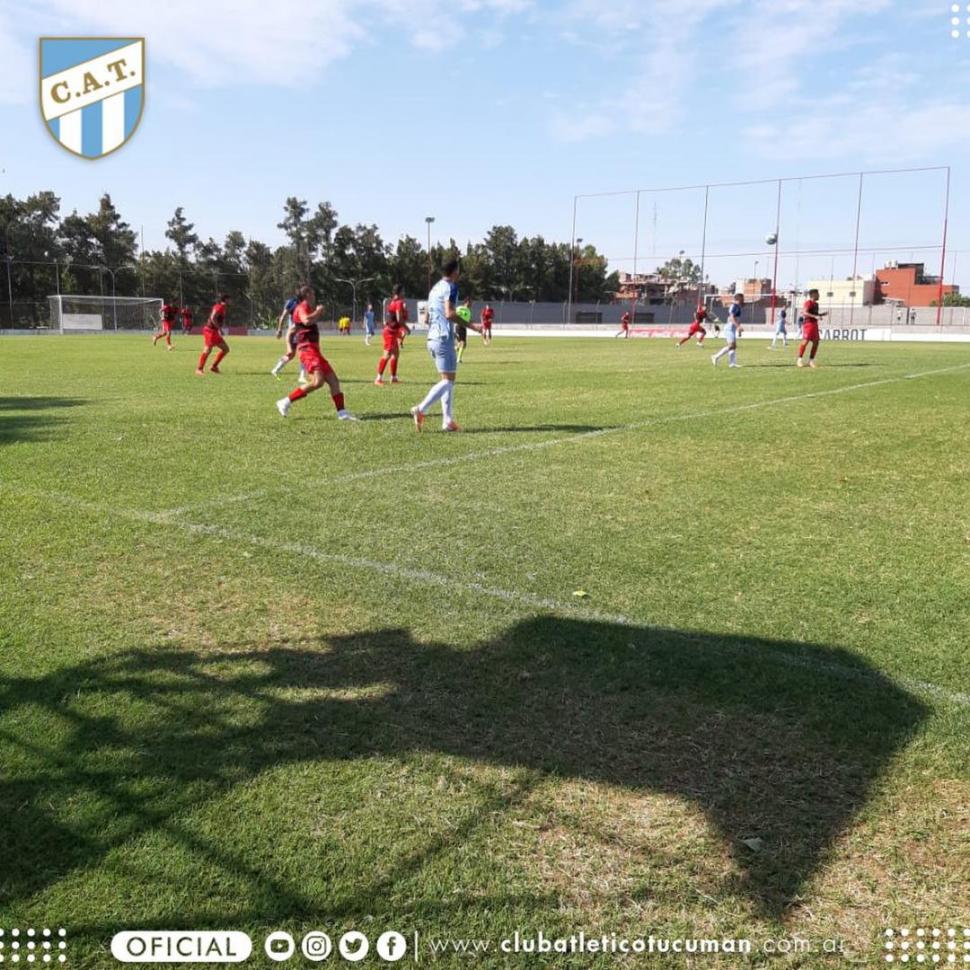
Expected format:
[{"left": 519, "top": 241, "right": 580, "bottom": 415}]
[
  {"left": 278, "top": 197, "right": 311, "bottom": 280},
  {"left": 933, "top": 291, "right": 970, "bottom": 307},
  {"left": 87, "top": 194, "right": 137, "bottom": 270},
  {"left": 656, "top": 255, "right": 702, "bottom": 285},
  {"left": 389, "top": 235, "right": 427, "bottom": 298},
  {"left": 165, "top": 207, "right": 199, "bottom": 262}
]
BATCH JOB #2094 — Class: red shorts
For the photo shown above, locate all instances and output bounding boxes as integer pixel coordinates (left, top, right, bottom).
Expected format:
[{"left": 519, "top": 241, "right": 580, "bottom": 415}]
[
  {"left": 802, "top": 322, "right": 820, "bottom": 342},
  {"left": 383, "top": 327, "right": 401, "bottom": 352},
  {"left": 203, "top": 327, "right": 224, "bottom": 348},
  {"left": 299, "top": 344, "right": 334, "bottom": 377},
  {"left": 688, "top": 323, "right": 706, "bottom": 336},
  {"left": 161, "top": 321, "right": 173, "bottom": 333}
]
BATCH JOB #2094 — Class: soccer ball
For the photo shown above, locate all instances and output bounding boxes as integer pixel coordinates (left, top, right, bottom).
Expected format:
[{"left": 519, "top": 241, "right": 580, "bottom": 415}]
[{"left": 765, "top": 232, "right": 778, "bottom": 246}]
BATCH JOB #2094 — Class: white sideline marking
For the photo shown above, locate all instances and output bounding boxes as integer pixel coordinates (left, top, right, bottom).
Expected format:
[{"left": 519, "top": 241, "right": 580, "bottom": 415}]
[
  {"left": 161, "top": 361, "right": 970, "bottom": 519},
  {"left": 6, "top": 485, "right": 970, "bottom": 710}
]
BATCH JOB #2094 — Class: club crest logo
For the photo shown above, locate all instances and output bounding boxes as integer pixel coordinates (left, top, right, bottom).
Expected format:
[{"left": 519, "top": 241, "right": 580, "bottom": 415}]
[{"left": 39, "top": 37, "right": 145, "bottom": 159}]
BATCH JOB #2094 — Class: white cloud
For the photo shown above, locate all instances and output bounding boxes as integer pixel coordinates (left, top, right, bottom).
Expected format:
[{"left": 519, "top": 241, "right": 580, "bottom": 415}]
[
  {"left": 747, "top": 101, "right": 970, "bottom": 162},
  {"left": 0, "top": 0, "right": 531, "bottom": 100}
]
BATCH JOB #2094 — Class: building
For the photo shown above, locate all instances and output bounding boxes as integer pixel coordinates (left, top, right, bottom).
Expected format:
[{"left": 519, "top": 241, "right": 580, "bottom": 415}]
[
  {"left": 615, "top": 271, "right": 712, "bottom": 306},
  {"left": 875, "top": 262, "right": 958, "bottom": 307},
  {"left": 719, "top": 279, "right": 786, "bottom": 307},
  {"left": 804, "top": 276, "right": 880, "bottom": 306}
]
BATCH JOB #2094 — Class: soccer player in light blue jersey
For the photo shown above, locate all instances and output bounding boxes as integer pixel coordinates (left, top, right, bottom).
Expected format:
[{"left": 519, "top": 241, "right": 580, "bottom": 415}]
[
  {"left": 712, "top": 293, "right": 743, "bottom": 368},
  {"left": 770, "top": 308, "right": 789, "bottom": 349},
  {"left": 410, "top": 259, "right": 481, "bottom": 432}
]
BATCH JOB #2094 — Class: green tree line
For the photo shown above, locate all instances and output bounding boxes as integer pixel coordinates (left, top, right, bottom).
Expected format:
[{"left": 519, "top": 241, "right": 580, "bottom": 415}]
[{"left": 0, "top": 191, "right": 620, "bottom": 326}]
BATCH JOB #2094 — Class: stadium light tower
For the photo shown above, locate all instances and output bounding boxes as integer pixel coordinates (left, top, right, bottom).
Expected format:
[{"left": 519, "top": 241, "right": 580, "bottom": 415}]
[
  {"left": 425, "top": 216, "right": 435, "bottom": 294},
  {"left": 572, "top": 237, "right": 583, "bottom": 307}
]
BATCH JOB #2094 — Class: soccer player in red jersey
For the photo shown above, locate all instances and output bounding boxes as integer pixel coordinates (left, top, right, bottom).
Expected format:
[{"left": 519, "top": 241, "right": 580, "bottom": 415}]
[
  {"left": 480, "top": 303, "right": 494, "bottom": 345},
  {"left": 615, "top": 311, "right": 631, "bottom": 338},
  {"left": 797, "top": 288, "right": 828, "bottom": 368},
  {"left": 375, "top": 285, "right": 411, "bottom": 386},
  {"left": 276, "top": 285, "right": 356, "bottom": 420},
  {"left": 196, "top": 294, "right": 230, "bottom": 375},
  {"left": 152, "top": 301, "right": 178, "bottom": 349},
  {"left": 180, "top": 305, "right": 193, "bottom": 334},
  {"left": 677, "top": 305, "right": 709, "bottom": 348}
]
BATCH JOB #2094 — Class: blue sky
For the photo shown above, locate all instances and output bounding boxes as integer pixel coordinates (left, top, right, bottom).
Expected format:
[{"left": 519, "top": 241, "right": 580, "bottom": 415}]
[{"left": 1, "top": 0, "right": 969, "bottom": 289}]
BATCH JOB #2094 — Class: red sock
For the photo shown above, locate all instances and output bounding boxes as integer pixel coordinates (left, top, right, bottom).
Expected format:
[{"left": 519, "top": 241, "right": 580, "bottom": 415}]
[
  {"left": 798, "top": 340, "right": 808, "bottom": 358},
  {"left": 810, "top": 342, "right": 819, "bottom": 359},
  {"left": 288, "top": 387, "right": 308, "bottom": 402},
  {"left": 165, "top": 333, "right": 172, "bottom": 346},
  {"left": 377, "top": 357, "right": 388, "bottom": 376},
  {"left": 332, "top": 392, "right": 345, "bottom": 412},
  {"left": 390, "top": 357, "right": 398, "bottom": 377},
  {"left": 197, "top": 351, "right": 208, "bottom": 370},
  {"left": 213, "top": 349, "right": 227, "bottom": 368}
]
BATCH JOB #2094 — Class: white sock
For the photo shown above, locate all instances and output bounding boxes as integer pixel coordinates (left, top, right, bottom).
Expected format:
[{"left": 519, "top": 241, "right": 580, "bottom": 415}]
[
  {"left": 272, "top": 356, "right": 288, "bottom": 375},
  {"left": 714, "top": 346, "right": 730, "bottom": 361},
  {"left": 729, "top": 349, "right": 737, "bottom": 365},
  {"left": 441, "top": 381, "right": 455, "bottom": 424},
  {"left": 298, "top": 367, "right": 307, "bottom": 382},
  {"left": 418, "top": 378, "right": 450, "bottom": 413}
]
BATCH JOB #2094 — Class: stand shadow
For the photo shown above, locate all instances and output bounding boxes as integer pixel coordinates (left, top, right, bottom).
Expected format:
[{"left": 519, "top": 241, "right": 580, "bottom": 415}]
[
  {"left": 0, "top": 617, "right": 925, "bottom": 921},
  {"left": 0, "top": 397, "right": 87, "bottom": 445}
]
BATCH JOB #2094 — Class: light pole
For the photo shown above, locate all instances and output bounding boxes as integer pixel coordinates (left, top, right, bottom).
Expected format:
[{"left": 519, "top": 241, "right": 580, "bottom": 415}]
[
  {"left": 425, "top": 216, "right": 435, "bottom": 294},
  {"left": 573, "top": 237, "right": 583, "bottom": 307},
  {"left": 334, "top": 276, "right": 375, "bottom": 329}
]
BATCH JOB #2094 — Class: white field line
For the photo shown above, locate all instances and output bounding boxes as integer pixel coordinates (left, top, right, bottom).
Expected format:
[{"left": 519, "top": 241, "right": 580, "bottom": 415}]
[
  {"left": 6, "top": 485, "right": 970, "bottom": 710},
  {"left": 160, "top": 361, "right": 970, "bottom": 519}
]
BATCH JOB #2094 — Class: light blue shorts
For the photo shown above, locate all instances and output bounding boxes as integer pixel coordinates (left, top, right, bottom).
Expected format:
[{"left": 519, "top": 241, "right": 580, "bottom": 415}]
[
  {"left": 724, "top": 325, "right": 738, "bottom": 344},
  {"left": 775, "top": 322, "right": 787, "bottom": 334},
  {"left": 427, "top": 337, "right": 457, "bottom": 373}
]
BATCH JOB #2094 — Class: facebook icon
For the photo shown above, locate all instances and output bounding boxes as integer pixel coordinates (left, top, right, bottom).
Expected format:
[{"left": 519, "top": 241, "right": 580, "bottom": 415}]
[{"left": 376, "top": 931, "right": 408, "bottom": 962}]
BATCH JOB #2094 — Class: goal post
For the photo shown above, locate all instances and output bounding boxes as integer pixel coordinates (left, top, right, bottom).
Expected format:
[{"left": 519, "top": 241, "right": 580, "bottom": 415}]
[{"left": 48, "top": 295, "right": 164, "bottom": 333}]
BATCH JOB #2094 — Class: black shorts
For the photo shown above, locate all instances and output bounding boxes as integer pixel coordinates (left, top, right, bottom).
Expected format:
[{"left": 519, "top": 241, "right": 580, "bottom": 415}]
[{"left": 455, "top": 324, "right": 468, "bottom": 342}]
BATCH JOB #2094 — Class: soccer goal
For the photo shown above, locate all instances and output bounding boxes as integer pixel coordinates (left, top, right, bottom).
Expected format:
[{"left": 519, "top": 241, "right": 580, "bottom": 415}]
[{"left": 48, "top": 295, "right": 164, "bottom": 333}]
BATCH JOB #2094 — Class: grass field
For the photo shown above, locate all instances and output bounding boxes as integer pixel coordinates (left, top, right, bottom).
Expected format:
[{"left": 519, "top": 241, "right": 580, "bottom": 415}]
[{"left": 1, "top": 332, "right": 968, "bottom": 968}]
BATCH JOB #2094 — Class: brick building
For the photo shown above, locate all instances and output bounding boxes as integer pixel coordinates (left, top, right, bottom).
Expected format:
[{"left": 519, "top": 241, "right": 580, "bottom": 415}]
[{"left": 876, "top": 262, "right": 958, "bottom": 307}]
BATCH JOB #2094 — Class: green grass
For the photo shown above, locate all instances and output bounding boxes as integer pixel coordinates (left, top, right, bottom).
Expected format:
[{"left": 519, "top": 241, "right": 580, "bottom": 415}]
[{"left": 1, "top": 332, "right": 968, "bottom": 968}]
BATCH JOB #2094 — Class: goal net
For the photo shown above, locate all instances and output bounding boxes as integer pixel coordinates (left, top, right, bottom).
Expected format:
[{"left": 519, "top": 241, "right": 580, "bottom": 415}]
[{"left": 48, "top": 295, "right": 164, "bottom": 333}]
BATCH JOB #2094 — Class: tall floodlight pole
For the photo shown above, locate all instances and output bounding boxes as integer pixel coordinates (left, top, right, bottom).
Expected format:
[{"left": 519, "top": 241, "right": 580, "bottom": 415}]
[
  {"left": 573, "top": 238, "right": 584, "bottom": 309},
  {"left": 937, "top": 167, "right": 951, "bottom": 325},
  {"left": 770, "top": 179, "right": 782, "bottom": 328},
  {"left": 849, "top": 172, "right": 864, "bottom": 329},
  {"left": 631, "top": 191, "right": 640, "bottom": 322},
  {"left": 425, "top": 216, "right": 435, "bottom": 295},
  {"left": 699, "top": 185, "right": 710, "bottom": 309},
  {"left": 567, "top": 196, "right": 577, "bottom": 325}
]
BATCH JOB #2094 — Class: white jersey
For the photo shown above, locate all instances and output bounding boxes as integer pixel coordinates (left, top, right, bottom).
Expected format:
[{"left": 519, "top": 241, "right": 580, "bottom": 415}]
[{"left": 427, "top": 277, "right": 459, "bottom": 341}]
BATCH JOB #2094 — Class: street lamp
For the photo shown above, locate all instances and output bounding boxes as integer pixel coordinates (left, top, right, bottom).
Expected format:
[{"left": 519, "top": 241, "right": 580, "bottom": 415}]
[
  {"left": 424, "top": 216, "right": 435, "bottom": 294},
  {"left": 334, "top": 276, "right": 375, "bottom": 329}
]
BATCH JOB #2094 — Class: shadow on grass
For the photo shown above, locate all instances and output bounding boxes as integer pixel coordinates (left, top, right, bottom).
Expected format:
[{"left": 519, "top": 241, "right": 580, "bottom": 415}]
[
  {"left": 463, "top": 424, "right": 614, "bottom": 434},
  {"left": 0, "top": 396, "right": 87, "bottom": 444},
  {"left": 744, "top": 362, "right": 880, "bottom": 369},
  {"left": 0, "top": 618, "right": 926, "bottom": 925}
]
